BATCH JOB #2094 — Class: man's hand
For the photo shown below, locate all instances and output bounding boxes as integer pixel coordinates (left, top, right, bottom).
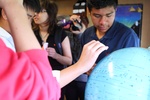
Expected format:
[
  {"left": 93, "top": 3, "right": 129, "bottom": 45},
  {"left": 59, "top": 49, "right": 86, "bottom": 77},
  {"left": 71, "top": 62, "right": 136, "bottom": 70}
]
[{"left": 0, "top": 0, "right": 23, "bottom": 8}]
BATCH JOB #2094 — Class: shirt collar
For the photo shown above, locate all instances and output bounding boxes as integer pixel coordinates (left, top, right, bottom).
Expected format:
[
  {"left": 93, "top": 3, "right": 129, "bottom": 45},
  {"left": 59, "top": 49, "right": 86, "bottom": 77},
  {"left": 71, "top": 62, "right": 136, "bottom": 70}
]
[
  {"left": 103, "top": 21, "right": 117, "bottom": 39},
  {"left": 89, "top": 21, "right": 117, "bottom": 40},
  {"left": 0, "top": 27, "right": 15, "bottom": 51},
  {"left": 0, "top": 27, "right": 12, "bottom": 38}
]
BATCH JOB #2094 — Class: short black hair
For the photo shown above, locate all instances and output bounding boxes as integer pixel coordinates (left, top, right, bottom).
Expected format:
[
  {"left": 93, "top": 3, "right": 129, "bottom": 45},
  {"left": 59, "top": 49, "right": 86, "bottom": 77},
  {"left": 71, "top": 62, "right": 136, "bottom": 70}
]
[
  {"left": 87, "top": 0, "right": 118, "bottom": 12},
  {"left": 23, "top": 0, "right": 41, "bottom": 13}
]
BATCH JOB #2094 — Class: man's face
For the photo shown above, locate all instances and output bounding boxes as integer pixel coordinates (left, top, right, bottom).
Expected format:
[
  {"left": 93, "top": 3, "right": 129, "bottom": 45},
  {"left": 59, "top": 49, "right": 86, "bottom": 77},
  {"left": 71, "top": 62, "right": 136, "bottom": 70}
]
[{"left": 90, "top": 6, "right": 116, "bottom": 34}]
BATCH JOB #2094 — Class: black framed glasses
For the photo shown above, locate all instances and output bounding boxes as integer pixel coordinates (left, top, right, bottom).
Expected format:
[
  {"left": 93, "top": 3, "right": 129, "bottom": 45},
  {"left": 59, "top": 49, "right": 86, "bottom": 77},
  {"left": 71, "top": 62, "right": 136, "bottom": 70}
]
[
  {"left": 27, "top": 13, "right": 36, "bottom": 19},
  {"left": 40, "top": 9, "right": 47, "bottom": 13}
]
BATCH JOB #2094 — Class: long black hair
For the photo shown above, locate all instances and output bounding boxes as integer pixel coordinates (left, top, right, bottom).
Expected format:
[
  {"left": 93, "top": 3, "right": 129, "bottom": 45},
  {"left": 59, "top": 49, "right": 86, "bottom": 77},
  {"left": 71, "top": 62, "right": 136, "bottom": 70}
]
[{"left": 33, "top": 0, "right": 58, "bottom": 34}]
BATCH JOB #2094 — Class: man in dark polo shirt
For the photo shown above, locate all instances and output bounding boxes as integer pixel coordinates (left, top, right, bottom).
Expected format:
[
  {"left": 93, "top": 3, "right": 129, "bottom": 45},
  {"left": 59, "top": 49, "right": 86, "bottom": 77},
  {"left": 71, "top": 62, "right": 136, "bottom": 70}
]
[
  {"left": 80, "top": 0, "right": 140, "bottom": 99},
  {"left": 81, "top": 0, "right": 140, "bottom": 64}
]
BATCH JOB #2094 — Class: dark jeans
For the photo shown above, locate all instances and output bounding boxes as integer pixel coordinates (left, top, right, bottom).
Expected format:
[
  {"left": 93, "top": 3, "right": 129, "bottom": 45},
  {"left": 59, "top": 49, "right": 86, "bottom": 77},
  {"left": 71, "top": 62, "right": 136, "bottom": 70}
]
[{"left": 65, "top": 81, "right": 86, "bottom": 100}]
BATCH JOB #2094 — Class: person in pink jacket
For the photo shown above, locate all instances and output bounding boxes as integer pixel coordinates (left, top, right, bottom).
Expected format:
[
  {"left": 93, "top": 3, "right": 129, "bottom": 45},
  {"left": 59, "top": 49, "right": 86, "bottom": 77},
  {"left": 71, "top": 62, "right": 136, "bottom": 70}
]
[{"left": 0, "top": 0, "right": 108, "bottom": 100}]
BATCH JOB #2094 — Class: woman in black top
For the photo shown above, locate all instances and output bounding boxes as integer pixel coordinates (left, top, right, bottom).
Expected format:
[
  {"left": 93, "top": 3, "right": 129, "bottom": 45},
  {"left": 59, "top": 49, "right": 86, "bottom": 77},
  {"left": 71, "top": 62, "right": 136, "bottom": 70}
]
[
  {"left": 33, "top": 0, "right": 72, "bottom": 70},
  {"left": 33, "top": 0, "right": 72, "bottom": 100}
]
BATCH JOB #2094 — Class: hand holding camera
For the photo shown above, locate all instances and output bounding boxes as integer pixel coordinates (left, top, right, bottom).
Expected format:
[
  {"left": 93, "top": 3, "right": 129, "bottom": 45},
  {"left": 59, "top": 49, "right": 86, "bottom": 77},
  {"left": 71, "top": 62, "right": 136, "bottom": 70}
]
[{"left": 70, "top": 15, "right": 83, "bottom": 31}]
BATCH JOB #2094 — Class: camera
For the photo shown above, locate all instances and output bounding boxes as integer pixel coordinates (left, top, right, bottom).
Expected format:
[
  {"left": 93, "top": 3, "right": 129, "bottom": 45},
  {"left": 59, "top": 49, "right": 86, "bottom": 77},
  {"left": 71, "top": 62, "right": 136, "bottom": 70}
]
[
  {"left": 57, "top": 15, "right": 82, "bottom": 31},
  {"left": 71, "top": 19, "right": 82, "bottom": 31}
]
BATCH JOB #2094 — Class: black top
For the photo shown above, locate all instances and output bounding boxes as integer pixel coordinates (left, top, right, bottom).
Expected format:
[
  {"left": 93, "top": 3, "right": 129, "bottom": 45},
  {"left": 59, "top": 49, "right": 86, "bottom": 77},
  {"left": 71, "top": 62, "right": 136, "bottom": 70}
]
[{"left": 34, "top": 26, "right": 67, "bottom": 70}]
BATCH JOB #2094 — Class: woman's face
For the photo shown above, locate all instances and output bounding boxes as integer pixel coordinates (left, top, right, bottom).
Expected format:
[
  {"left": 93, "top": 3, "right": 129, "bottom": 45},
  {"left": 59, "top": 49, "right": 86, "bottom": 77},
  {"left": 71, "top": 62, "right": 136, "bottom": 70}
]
[{"left": 33, "top": 9, "right": 48, "bottom": 25}]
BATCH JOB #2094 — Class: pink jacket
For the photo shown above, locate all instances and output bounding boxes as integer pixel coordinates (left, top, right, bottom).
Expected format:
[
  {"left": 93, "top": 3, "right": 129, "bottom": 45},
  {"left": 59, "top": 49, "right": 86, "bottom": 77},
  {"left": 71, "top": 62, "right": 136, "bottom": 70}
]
[{"left": 0, "top": 39, "right": 60, "bottom": 100}]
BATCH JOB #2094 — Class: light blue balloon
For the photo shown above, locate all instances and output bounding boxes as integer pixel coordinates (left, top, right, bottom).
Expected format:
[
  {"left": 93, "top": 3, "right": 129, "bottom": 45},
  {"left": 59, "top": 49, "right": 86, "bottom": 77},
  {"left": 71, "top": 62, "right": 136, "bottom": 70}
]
[{"left": 85, "top": 47, "right": 150, "bottom": 100}]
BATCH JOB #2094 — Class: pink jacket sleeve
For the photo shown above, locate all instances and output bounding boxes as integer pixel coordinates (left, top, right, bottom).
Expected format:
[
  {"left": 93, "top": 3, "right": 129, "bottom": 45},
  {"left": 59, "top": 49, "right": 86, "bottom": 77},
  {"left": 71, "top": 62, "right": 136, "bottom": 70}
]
[{"left": 0, "top": 40, "right": 60, "bottom": 100}]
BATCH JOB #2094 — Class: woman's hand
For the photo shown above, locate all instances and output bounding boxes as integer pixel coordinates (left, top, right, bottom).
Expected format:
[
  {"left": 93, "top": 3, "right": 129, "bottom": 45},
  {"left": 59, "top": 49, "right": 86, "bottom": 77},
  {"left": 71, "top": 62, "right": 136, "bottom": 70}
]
[
  {"left": 70, "top": 14, "right": 81, "bottom": 22},
  {"left": 46, "top": 47, "right": 58, "bottom": 59},
  {"left": 70, "top": 23, "right": 86, "bottom": 34}
]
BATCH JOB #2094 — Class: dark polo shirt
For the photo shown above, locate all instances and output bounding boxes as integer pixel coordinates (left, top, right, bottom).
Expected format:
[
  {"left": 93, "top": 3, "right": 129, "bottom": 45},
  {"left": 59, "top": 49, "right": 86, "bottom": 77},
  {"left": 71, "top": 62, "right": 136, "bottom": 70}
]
[{"left": 81, "top": 21, "right": 140, "bottom": 63}]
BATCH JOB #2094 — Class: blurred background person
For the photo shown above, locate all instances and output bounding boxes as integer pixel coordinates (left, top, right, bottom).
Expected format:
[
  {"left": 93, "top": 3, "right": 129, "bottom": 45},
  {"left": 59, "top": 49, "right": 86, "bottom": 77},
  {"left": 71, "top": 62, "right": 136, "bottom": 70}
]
[{"left": 57, "top": 13, "right": 89, "bottom": 100}]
